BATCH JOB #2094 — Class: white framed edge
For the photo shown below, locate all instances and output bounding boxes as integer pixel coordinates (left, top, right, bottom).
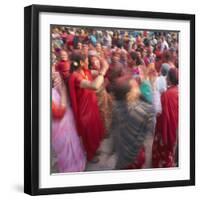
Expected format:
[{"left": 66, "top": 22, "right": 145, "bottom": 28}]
[{"left": 38, "top": 11, "right": 190, "bottom": 189}]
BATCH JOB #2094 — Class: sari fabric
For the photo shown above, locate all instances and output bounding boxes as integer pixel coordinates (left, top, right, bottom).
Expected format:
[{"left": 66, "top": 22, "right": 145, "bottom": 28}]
[
  {"left": 111, "top": 100, "right": 155, "bottom": 169},
  {"left": 52, "top": 88, "right": 86, "bottom": 172},
  {"left": 68, "top": 69, "right": 105, "bottom": 161},
  {"left": 152, "top": 86, "right": 178, "bottom": 168}
]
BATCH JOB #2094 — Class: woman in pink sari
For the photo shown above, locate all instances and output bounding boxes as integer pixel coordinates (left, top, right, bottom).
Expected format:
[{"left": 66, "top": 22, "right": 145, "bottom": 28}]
[{"left": 52, "top": 70, "right": 86, "bottom": 173}]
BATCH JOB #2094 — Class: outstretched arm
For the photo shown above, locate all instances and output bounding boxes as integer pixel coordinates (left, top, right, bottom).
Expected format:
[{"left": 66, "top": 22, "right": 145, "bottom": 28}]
[{"left": 80, "top": 58, "right": 109, "bottom": 90}]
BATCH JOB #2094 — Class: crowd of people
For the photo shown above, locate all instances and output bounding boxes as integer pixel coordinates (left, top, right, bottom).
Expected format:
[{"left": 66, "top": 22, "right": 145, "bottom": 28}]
[{"left": 51, "top": 26, "right": 179, "bottom": 173}]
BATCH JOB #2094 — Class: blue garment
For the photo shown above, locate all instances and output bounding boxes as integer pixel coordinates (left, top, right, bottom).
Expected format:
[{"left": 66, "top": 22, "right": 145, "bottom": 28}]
[{"left": 90, "top": 35, "right": 97, "bottom": 46}]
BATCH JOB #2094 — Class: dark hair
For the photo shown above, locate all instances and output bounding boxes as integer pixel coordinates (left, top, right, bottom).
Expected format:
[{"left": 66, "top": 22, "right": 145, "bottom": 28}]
[
  {"left": 107, "top": 62, "right": 124, "bottom": 82},
  {"left": 130, "top": 51, "right": 142, "bottom": 66},
  {"left": 112, "top": 75, "right": 132, "bottom": 100},
  {"left": 167, "top": 68, "right": 178, "bottom": 85},
  {"left": 161, "top": 63, "right": 170, "bottom": 76},
  {"left": 143, "top": 38, "right": 150, "bottom": 47},
  {"left": 116, "top": 40, "right": 123, "bottom": 48},
  {"left": 70, "top": 53, "right": 87, "bottom": 72}
]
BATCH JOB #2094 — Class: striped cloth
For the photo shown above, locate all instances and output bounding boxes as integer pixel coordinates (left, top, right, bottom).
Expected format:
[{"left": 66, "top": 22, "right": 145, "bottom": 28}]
[{"left": 110, "top": 99, "right": 155, "bottom": 169}]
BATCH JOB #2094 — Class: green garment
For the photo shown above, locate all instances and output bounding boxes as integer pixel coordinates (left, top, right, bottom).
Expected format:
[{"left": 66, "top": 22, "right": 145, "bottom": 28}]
[{"left": 140, "top": 80, "right": 153, "bottom": 104}]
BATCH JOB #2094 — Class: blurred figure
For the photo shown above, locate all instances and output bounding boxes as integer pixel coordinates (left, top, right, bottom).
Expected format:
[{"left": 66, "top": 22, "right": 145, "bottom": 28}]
[
  {"left": 110, "top": 76, "right": 155, "bottom": 169},
  {"left": 106, "top": 60, "right": 126, "bottom": 93}
]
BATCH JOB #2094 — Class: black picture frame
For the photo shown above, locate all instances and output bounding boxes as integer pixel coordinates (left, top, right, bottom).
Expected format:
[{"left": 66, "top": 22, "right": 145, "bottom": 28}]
[{"left": 24, "top": 4, "right": 195, "bottom": 196}]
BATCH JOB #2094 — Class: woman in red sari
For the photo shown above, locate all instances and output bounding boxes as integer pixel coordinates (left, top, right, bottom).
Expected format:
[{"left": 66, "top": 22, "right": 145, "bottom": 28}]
[
  {"left": 68, "top": 53, "right": 108, "bottom": 162},
  {"left": 152, "top": 68, "right": 179, "bottom": 168}
]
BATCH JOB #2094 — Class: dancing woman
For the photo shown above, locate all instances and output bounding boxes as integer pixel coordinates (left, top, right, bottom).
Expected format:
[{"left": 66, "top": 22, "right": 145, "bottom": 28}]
[
  {"left": 68, "top": 53, "right": 108, "bottom": 162},
  {"left": 89, "top": 52, "right": 113, "bottom": 135}
]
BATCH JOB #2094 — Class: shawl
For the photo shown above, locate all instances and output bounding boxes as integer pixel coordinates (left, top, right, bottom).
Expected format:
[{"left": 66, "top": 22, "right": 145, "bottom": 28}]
[{"left": 111, "top": 100, "right": 155, "bottom": 169}]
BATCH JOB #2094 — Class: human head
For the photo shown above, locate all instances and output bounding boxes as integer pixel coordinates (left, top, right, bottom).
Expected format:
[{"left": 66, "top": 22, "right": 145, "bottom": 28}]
[
  {"left": 129, "top": 51, "right": 142, "bottom": 66},
  {"left": 111, "top": 51, "right": 121, "bottom": 63},
  {"left": 76, "top": 42, "right": 82, "bottom": 50},
  {"left": 161, "top": 63, "right": 170, "bottom": 76},
  {"left": 167, "top": 68, "right": 178, "bottom": 86},
  {"left": 156, "top": 42, "right": 161, "bottom": 50},
  {"left": 107, "top": 62, "right": 125, "bottom": 81},
  {"left": 52, "top": 27, "right": 59, "bottom": 34},
  {"left": 112, "top": 75, "right": 140, "bottom": 102},
  {"left": 60, "top": 50, "right": 68, "bottom": 61},
  {"left": 161, "top": 36, "right": 165, "bottom": 42},
  {"left": 169, "top": 47, "right": 177, "bottom": 59},
  {"left": 88, "top": 50, "right": 101, "bottom": 71},
  {"left": 146, "top": 46, "right": 153, "bottom": 56},
  {"left": 82, "top": 43, "right": 89, "bottom": 55},
  {"left": 162, "top": 50, "right": 173, "bottom": 63},
  {"left": 112, "top": 75, "right": 132, "bottom": 100},
  {"left": 132, "top": 42, "right": 137, "bottom": 50},
  {"left": 70, "top": 53, "right": 88, "bottom": 72},
  {"left": 90, "top": 56, "right": 100, "bottom": 70},
  {"left": 121, "top": 50, "right": 128, "bottom": 62},
  {"left": 96, "top": 42, "right": 102, "bottom": 52}
]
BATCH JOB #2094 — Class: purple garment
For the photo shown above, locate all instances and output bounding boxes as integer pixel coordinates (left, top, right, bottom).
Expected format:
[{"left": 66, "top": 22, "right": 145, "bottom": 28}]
[{"left": 52, "top": 88, "right": 86, "bottom": 172}]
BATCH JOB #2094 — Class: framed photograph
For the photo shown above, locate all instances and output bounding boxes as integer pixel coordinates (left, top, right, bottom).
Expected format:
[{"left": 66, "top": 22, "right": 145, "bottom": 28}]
[{"left": 24, "top": 4, "right": 195, "bottom": 195}]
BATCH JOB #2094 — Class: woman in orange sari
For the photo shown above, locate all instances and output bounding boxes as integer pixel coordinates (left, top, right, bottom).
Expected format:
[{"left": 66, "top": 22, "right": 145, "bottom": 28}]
[{"left": 88, "top": 51, "right": 113, "bottom": 135}]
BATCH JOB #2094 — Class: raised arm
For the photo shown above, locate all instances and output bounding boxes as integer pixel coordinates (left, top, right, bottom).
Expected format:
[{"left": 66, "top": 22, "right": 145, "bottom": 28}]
[
  {"left": 80, "top": 58, "right": 109, "bottom": 90},
  {"left": 52, "top": 72, "right": 67, "bottom": 118}
]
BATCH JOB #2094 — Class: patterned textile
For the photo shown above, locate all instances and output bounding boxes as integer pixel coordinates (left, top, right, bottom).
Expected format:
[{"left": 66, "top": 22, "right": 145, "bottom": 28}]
[{"left": 110, "top": 100, "right": 155, "bottom": 169}]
